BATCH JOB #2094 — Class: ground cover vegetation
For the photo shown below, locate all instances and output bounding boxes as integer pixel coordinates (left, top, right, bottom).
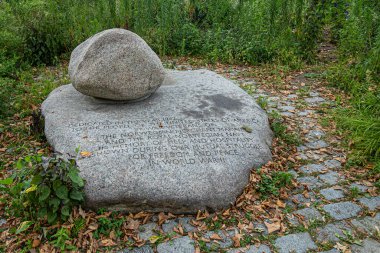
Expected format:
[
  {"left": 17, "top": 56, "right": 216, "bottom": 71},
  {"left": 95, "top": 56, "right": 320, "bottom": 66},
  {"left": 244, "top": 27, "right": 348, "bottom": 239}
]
[{"left": 0, "top": 0, "right": 379, "bottom": 251}]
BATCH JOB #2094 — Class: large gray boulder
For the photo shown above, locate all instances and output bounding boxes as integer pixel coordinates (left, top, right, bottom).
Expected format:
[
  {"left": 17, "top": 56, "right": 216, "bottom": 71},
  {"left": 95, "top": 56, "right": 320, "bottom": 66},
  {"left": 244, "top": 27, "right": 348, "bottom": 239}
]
[
  {"left": 41, "top": 70, "right": 272, "bottom": 213},
  {"left": 68, "top": 28, "right": 165, "bottom": 101}
]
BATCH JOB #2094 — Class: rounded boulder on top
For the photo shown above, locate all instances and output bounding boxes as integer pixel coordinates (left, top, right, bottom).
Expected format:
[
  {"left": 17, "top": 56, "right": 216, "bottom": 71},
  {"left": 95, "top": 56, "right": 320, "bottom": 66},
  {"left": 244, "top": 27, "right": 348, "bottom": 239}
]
[{"left": 68, "top": 28, "right": 165, "bottom": 101}]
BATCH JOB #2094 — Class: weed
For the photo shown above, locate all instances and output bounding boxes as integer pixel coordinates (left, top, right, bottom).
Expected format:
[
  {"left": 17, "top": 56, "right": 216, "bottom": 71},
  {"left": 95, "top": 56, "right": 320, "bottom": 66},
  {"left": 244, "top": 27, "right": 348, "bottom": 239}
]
[
  {"left": 271, "top": 121, "right": 301, "bottom": 146},
  {"left": 257, "top": 96, "right": 269, "bottom": 110},
  {"left": 349, "top": 187, "right": 360, "bottom": 199},
  {"left": 257, "top": 170, "right": 293, "bottom": 198}
]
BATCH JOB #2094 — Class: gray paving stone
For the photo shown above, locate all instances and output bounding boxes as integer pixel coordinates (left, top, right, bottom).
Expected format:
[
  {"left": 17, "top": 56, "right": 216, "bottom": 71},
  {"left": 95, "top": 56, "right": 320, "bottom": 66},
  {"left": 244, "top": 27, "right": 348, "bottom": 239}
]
[
  {"left": 305, "top": 130, "right": 325, "bottom": 140},
  {"left": 315, "top": 221, "right": 353, "bottom": 243},
  {"left": 323, "top": 159, "right": 342, "bottom": 169},
  {"left": 298, "top": 176, "right": 324, "bottom": 189},
  {"left": 305, "top": 140, "right": 329, "bottom": 149},
  {"left": 289, "top": 192, "right": 317, "bottom": 207},
  {"left": 305, "top": 97, "right": 326, "bottom": 105},
  {"left": 309, "top": 92, "right": 320, "bottom": 97},
  {"left": 278, "top": 105, "right": 295, "bottom": 112},
  {"left": 287, "top": 94, "right": 298, "bottom": 99},
  {"left": 299, "top": 164, "right": 326, "bottom": 174},
  {"left": 275, "top": 232, "right": 317, "bottom": 253},
  {"left": 320, "top": 188, "right": 345, "bottom": 200},
  {"left": 350, "top": 183, "right": 368, "bottom": 193},
  {"left": 350, "top": 215, "right": 380, "bottom": 236},
  {"left": 297, "top": 145, "right": 308, "bottom": 152},
  {"left": 297, "top": 110, "right": 314, "bottom": 116},
  {"left": 323, "top": 202, "right": 362, "bottom": 220},
  {"left": 358, "top": 196, "right": 380, "bottom": 211},
  {"left": 281, "top": 112, "right": 294, "bottom": 117},
  {"left": 351, "top": 238, "right": 380, "bottom": 253},
  {"left": 319, "top": 171, "right": 342, "bottom": 185},
  {"left": 227, "top": 244, "right": 272, "bottom": 253},
  {"left": 178, "top": 217, "right": 196, "bottom": 233},
  {"left": 156, "top": 236, "right": 195, "bottom": 253},
  {"left": 294, "top": 207, "right": 324, "bottom": 223},
  {"left": 138, "top": 223, "right": 158, "bottom": 241},
  {"left": 162, "top": 220, "right": 178, "bottom": 233},
  {"left": 119, "top": 245, "right": 154, "bottom": 253}
]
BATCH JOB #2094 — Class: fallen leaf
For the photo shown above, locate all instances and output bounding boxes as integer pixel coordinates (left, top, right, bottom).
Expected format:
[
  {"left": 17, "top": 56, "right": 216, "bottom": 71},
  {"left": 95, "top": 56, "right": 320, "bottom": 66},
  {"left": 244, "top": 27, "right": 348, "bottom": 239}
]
[
  {"left": 158, "top": 212, "right": 168, "bottom": 225},
  {"left": 126, "top": 219, "right": 140, "bottom": 230},
  {"left": 276, "top": 199, "right": 286, "bottom": 208},
  {"left": 210, "top": 233, "right": 222, "bottom": 240},
  {"left": 101, "top": 239, "right": 116, "bottom": 246},
  {"left": 32, "top": 239, "right": 40, "bottom": 248},
  {"left": 149, "top": 235, "right": 161, "bottom": 244},
  {"left": 264, "top": 221, "right": 281, "bottom": 234},
  {"left": 80, "top": 151, "right": 92, "bottom": 157}
]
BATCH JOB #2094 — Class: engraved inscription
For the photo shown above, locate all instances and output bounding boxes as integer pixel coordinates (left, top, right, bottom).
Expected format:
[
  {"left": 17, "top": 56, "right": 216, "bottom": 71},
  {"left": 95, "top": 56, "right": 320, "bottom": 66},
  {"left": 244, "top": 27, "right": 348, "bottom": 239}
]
[{"left": 69, "top": 117, "right": 264, "bottom": 165}]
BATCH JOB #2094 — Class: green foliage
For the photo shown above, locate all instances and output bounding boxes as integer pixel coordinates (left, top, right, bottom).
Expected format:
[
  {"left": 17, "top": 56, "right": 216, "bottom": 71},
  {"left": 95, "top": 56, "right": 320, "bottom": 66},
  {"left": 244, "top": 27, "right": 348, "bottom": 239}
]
[
  {"left": 257, "top": 171, "right": 293, "bottom": 198},
  {"left": 51, "top": 227, "right": 76, "bottom": 251},
  {"left": 271, "top": 120, "right": 301, "bottom": 146},
  {"left": 93, "top": 213, "right": 125, "bottom": 239},
  {"left": 0, "top": 154, "right": 85, "bottom": 225}
]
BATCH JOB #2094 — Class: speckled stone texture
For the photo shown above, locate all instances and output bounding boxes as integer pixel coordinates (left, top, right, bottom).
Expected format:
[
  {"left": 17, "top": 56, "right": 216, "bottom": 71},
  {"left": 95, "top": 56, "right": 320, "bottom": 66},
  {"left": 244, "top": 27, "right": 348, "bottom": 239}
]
[
  {"left": 41, "top": 70, "right": 272, "bottom": 213},
  {"left": 69, "top": 28, "right": 165, "bottom": 101}
]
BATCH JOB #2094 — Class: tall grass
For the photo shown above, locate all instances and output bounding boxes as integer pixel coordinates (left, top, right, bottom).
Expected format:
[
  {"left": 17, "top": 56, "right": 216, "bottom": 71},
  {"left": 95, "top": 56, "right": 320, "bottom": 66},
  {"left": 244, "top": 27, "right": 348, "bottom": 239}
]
[
  {"left": 1, "top": 0, "right": 318, "bottom": 66},
  {"left": 326, "top": 0, "right": 380, "bottom": 164}
]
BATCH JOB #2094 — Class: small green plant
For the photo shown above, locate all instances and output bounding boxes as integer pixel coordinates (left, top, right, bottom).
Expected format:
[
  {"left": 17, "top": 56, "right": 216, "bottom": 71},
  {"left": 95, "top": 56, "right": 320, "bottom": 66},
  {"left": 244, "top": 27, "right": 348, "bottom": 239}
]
[
  {"left": 0, "top": 154, "right": 85, "bottom": 225},
  {"left": 51, "top": 227, "right": 76, "bottom": 251},
  {"left": 349, "top": 187, "right": 360, "bottom": 199},
  {"left": 257, "top": 171, "right": 293, "bottom": 198},
  {"left": 271, "top": 121, "right": 301, "bottom": 146},
  {"left": 256, "top": 96, "right": 269, "bottom": 110},
  {"left": 93, "top": 213, "right": 125, "bottom": 239}
]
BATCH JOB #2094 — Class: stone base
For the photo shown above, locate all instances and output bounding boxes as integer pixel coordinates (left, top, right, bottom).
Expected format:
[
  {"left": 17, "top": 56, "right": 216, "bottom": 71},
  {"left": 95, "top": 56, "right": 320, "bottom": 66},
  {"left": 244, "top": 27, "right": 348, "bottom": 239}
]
[{"left": 41, "top": 70, "right": 272, "bottom": 213}]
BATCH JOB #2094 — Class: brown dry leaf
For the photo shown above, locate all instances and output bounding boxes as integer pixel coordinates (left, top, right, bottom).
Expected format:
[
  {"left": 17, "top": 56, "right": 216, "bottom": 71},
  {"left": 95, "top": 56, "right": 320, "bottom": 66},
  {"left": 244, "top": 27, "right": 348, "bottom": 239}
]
[
  {"left": 101, "top": 239, "right": 116, "bottom": 247},
  {"left": 276, "top": 199, "right": 286, "bottom": 208},
  {"left": 32, "top": 239, "right": 40, "bottom": 248},
  {"left": 0, "top": 148, "right": 6, "bottom": 152},
  {"left": 264, "top": 221, "right": 281, "bottom": 234},
  {"left": 80, "top": 151, "right": 92, "bottom": 157},
  {"left": 222, "top": 209, "right": 230, "bottom": 216},
  {"left": 200, "top": 237, "right": 211, "bottom": 243},
  {"left": 126, "top": 219, "right": 140, "bottom": 230},
  {"left": 232, "top": 233, "right": 242, "bottom": 247},
  {"left": 209, "top": 233, "right": 222, "bottom": 240},
  {"left": 195, "top": 247, "right": 201, "bottom": 253},
  {"left": 88, "top": 223, "right": 98, "bottom": 231},
  {"left": 158, "top": 212, "right": 168, "bottom": 225}
]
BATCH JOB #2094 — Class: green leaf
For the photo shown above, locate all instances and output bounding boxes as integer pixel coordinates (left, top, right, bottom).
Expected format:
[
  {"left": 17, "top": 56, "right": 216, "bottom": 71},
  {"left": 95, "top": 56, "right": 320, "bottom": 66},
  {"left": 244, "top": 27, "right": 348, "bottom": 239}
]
[
  {"left": 47, "top": 211, "right": 57, "bottom": 224},
  {"left": 52, "top": 180, "right": 62, "bottom": 193},
  {"left": 16, "top": 159, "right": 23, "bottom": 169},
  {"left": 38, "top": 207, "right": 47, "bottom": 218},
  {"left": 68, "top": 168, "right": 84, "bottom": 187},
  {"left": 31, "top": 174, "right": 42, "bottom": 185},
  {"left": 38, "top": 185, "right": 51, "bottom": 201},
  {"left": 0, "top": 177, "right": 13, "bottom": 185},
  {"left": 16, "top": 221, "right": 33, "bottom": 234},
  {"left": 61, "top": 205, "right": 70, "bottom": 216},
  {"left": 55, "top": 185, "right": 68, "bottom": 200},
  {"left": 70, "top": 189, "right": 84, "bottom": 201},
  {"left": 49, "top": 197, "right": 60, "bottom": 207}
]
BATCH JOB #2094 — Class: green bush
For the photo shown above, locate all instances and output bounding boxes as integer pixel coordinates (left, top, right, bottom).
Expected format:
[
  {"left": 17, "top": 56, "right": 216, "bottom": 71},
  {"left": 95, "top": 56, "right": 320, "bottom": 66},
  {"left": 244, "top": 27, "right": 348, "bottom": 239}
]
[{"left": 0, "top": 154, "right": 85, "bottom": 224}]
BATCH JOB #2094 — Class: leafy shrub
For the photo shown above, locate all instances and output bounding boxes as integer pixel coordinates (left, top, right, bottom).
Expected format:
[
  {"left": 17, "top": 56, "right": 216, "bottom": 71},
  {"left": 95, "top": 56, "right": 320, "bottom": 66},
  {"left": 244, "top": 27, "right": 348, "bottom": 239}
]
[{"left": 0, "top": 154, "right": 85, "bottom": 224}]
